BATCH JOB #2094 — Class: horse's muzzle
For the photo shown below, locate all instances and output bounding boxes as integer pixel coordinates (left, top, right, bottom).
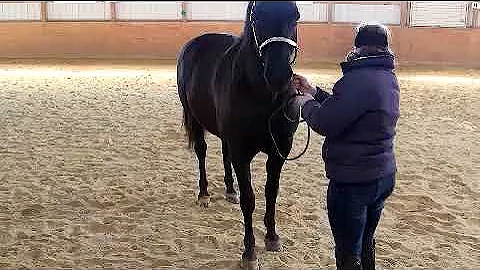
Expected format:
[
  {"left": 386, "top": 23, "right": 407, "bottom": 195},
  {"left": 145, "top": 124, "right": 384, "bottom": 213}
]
[{"left": 263, "top": 66, "right": 293, "bottom": 92}]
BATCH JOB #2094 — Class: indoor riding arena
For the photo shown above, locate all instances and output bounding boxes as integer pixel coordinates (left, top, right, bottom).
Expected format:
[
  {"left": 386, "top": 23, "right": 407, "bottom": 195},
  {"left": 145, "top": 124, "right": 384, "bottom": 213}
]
[{"left": 0, "top": 1, "right": 479, "bottom": 269}]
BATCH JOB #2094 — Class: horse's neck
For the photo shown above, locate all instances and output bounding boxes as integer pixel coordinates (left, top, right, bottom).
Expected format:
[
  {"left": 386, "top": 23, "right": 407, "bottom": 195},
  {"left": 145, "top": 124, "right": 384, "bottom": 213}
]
[{"left": 235, "top": 42, "right": 274, "bottom": 100}]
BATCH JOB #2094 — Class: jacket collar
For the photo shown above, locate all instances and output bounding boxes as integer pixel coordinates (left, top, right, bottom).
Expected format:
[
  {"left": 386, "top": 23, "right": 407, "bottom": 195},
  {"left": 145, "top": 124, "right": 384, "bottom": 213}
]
[{"left": 340, "top": 54, "right": 395, "bottom": 74}]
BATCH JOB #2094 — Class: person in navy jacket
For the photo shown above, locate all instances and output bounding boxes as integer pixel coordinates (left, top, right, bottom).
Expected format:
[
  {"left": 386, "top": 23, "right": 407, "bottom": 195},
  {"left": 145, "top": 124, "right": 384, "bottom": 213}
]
[{"left": 294, "top": 23, "right": 400, "bottom": 270}]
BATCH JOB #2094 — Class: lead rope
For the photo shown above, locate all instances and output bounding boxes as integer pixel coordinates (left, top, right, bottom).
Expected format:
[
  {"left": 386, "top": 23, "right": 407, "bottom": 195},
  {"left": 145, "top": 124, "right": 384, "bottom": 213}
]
[{"left": 268, "top": 92, "right": 311, "bottom": 161}]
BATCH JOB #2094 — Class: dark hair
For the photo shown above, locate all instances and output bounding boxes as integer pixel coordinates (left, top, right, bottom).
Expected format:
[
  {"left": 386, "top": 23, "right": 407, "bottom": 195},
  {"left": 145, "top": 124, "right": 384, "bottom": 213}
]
[
  {"left": 354, "top": 23, "right": 391, "bottom": 49},
  {"left": 343, "top": 23, "right": 394, "bottom": 62}
]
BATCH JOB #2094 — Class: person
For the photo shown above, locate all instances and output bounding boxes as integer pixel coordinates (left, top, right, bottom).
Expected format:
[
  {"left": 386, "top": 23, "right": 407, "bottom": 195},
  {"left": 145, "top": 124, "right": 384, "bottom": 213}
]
[{"left": 293, "top": 23, "right": 400, "bottom": 270}]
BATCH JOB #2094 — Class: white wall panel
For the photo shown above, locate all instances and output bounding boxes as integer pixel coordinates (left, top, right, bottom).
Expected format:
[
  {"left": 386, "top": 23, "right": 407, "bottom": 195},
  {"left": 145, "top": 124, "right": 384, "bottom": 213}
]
[
  {"left": 187, "top": 1, "right": 327, "bottom": 22},
  {"left": 334, "top": 3, "right": 401, "bottom": 25},
  {"left": 474, "top": 5, "right": 480, "bottom": 28},
  {"left": 0, "top": 2, "right": 41, "bottom": 21},
  {"left": 47, "top": 2, "right": 111, "bottom": 21},
  {"left": 297, "top": 2, "right": 315, "bottom": 21},
  {"left": 187, "top": 1, "right": 248, "bottom": 21},
  {"left": 116, "top": 2, "right": 182, "bottom": 20},
  {"left": 298, "top": 2, "right": 328, "bottom": 22},
  {"left": 410, "top": 1, "right": 468, "bottom": 27}
]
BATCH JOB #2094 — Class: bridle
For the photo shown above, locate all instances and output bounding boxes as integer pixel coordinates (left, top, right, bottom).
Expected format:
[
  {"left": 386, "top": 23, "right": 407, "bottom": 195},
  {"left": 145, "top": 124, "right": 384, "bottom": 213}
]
[
  {"left": 248, "top": 2, "right": 310, "bottom": 161},
  {"left": 249, "top": 1, "right": 298, "bottom": 65}
]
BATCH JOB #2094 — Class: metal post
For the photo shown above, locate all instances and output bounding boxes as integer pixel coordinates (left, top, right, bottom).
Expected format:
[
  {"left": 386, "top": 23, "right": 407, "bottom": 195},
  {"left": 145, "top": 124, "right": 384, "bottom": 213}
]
[
  {"left": 327, "top": 1, "right": 334, "bottom": 24},
  {"left": 110, "top": 2, "right": 117, "bottom": 21},
  {"left": 181, "top": 2, "right": 188, "bottom": 21},
  {"left": 400, "top": 1, "right": 409, "bottom": 28},
  {"left": 41, "top": 1, "right": 47, "bottom": 22}
]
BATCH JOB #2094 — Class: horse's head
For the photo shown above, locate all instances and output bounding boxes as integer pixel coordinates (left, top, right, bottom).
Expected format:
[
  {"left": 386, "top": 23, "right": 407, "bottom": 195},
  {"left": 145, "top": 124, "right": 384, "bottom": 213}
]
[{"left": 246, "top": 1, "right": 299, "bottom": 91}]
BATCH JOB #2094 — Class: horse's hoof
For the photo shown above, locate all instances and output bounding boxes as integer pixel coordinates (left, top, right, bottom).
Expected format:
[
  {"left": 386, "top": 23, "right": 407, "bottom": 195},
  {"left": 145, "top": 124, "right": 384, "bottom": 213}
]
[
  {"left": 196, "top": 196, "right": 211, "bottom": 208},
  {"left": 265, "top": 236, "right": 281, "bottom": 251},
  {"left": 240, "top": 256, "right": 259, "bottom": 270},
  {"left": 225, "top": 192, "right": 239, "bottom": 204}
]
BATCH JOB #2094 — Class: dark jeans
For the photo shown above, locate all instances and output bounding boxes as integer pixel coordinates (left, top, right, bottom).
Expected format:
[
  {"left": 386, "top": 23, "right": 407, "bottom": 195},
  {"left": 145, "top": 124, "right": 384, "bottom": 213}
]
[{"left": 327, "top": 173, "right": 396, "bottom": 269}]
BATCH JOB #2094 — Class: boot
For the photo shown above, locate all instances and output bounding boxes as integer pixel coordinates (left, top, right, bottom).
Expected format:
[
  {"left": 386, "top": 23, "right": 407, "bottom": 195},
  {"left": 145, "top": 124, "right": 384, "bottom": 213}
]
[
  {"left": 336, "top": 252, "right": 362, "bottom": 270},
  {"left": 361, "top": 239, "right": 376, "bottom": 270}
]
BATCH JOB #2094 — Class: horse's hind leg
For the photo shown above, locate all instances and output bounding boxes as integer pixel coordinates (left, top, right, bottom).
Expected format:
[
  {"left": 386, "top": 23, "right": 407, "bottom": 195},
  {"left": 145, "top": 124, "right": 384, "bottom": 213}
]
[
  {"left": 222, "top": 140, "right": 239, "bottom": 204},
  {"left": 193, "top": 123, "right": 210, "bottom": 207}
]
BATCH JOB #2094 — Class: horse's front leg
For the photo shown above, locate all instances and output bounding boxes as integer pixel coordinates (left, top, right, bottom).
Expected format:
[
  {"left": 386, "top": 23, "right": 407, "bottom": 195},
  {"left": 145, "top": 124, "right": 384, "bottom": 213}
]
[
  {"left": 231, "top": 152, "right": 257, "bottom": 269},
  {"left": 264, "top": 154, "right": 285, "bottom": 251},
  {"left": 264, "top": 121, "right": 295, "bottom": 251}
]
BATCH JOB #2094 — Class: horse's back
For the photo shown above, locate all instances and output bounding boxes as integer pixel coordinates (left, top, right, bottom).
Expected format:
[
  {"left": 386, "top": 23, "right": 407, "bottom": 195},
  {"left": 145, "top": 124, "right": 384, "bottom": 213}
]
[
  {"left": 177, "top": 33, "right": 239, "bottom": 91},
  {"left": 178, "top": 33, "right": 238, "bottom": 62},
  {"left": 177, "top": 33, "right": 239, "bottom": 136}
]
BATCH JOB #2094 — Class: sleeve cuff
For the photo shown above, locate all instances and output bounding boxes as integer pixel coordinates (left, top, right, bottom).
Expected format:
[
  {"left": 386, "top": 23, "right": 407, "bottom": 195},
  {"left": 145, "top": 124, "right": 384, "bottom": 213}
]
[
  {"left": 314, "top": 86, "right": 330, "bottom": 103},
  {"left": 301, "top": 99, "right": 316, "bottom": 121}
]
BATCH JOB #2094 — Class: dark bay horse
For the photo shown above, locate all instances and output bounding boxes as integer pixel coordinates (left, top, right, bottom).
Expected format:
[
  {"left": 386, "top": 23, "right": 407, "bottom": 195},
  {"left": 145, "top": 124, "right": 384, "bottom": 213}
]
[{"left": 177, "top": 1, "right": 300, "bottom": 268}]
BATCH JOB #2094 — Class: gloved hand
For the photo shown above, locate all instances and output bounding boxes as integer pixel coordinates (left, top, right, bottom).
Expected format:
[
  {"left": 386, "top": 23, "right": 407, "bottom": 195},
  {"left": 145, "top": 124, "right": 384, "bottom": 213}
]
[{"left": 292, "top": 74, "right": 317, "bottom": 96}]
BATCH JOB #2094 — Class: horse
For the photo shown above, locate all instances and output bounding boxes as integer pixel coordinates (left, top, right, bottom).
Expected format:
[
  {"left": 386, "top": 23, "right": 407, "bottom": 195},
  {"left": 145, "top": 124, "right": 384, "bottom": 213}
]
[{"left": 177, "top": 1, "right": 301, "bottom": 268}]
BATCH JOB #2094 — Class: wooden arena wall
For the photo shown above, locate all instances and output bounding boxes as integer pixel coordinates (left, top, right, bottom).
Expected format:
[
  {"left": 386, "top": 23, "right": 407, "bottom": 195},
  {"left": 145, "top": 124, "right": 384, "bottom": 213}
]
[{"left": 0, "top": 1, "right": 479, "bottom": 68}]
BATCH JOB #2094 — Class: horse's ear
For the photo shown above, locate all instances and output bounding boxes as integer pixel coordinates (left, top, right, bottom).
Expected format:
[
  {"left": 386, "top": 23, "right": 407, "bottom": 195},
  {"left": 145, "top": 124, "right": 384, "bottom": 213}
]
[
  {"left": 245, "top": 1, "right": 255, "bottom": 22},
  {"left": 243, "top": 1, "right": 255, "bottom": 35}
]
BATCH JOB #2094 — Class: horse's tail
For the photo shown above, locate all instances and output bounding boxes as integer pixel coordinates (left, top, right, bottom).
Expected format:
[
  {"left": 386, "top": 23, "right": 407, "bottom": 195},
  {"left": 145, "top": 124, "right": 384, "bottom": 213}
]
[
  {"left": 182, "top": 102, "right": 196, "bottom": 150},
  {"left": 177, "top": 41, "right": 196, "bottom": 150}
]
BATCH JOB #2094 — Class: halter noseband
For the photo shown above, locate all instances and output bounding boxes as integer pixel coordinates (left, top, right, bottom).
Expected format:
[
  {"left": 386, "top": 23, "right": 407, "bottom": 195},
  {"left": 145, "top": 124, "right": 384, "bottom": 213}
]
[{"left": 249, "top": 1, "right": 298, "bottom": 61}]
